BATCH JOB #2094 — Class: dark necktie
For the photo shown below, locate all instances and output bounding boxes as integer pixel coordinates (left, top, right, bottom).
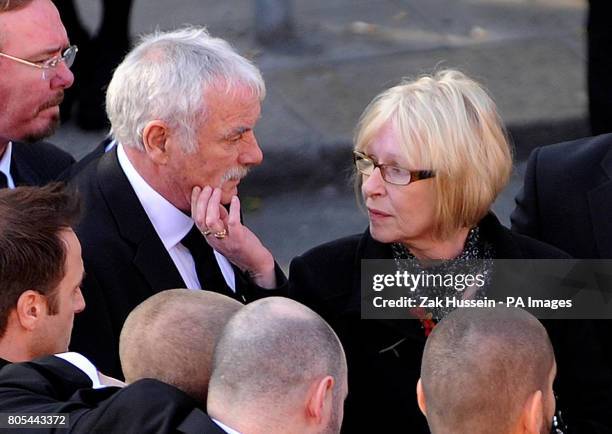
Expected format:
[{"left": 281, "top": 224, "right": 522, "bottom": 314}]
[
  {"left": 0, "top": 172, "right": 7, "bottom": 189},
  {"left": 181, "top": 225, "right": 242, "bottom": 301}
]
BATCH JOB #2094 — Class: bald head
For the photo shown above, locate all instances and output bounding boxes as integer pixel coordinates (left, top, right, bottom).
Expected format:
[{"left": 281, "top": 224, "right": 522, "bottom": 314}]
[
  {"left": 420, "top": 307, "right": 555, "bottom": 434},
  {"left": 119, "top": 289, "right": 242, "bottom": 405},
  {"left": 208, "top": 297, "right": 347, "bottom": 434}
]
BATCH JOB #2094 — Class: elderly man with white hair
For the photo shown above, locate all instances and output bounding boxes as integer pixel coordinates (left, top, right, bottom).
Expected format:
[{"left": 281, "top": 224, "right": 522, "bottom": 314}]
[{"left": 69, "top": 26, "right": 284, "bottom": 378}]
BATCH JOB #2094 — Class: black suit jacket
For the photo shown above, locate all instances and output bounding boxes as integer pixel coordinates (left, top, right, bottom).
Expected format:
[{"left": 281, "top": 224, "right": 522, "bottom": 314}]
[
  {"left": 9, "top": 141, "right": 74, "bottom": 186},
  {"left": 59, "top": 137, "right": 111, "bottom": 181},
  {"left": 511, "top": 133, "right": 612, "bottom": 258},
  {"left": 69, "top": 148, "right": 284, "bottom": 377},
  {"left": 0, "top": 356, "right": 225, "bottom": 434},
  {"left": 289, "top": 214, "right": 612, "bottom": 434}
]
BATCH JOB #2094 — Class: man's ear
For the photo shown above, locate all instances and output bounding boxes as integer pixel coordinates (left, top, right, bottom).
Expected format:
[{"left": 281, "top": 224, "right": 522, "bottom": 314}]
[
  {"left": 521, "top": 390, "right": 544, "bottom": 434},
  {"left": 15, "top": 290, "right": 46, "bottom": 331},
  {"left": 417, "top": 378, "right": 427, "bottom": 417},
  {"left": 306, "top": 376, "right": 335, "bottom": 425},
  {"left": 142, "top": 120, "right": 171, "bottom": 164}
]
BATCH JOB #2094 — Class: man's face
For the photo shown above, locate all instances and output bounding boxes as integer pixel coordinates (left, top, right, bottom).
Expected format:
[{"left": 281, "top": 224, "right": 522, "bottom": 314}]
[
  {"left": 165, "top": 83, "right": 263, "bottom": 210},
  {"left": 0, "top": 0, "right": 74, "bottom": 143},
  {"left": 34, "top": 229, "right": 85, "bottom": 356}
]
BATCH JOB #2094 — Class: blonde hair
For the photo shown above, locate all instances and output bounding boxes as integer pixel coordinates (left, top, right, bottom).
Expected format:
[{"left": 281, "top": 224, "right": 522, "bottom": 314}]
[{"left": 354, "top": 69, "right": 512, "bottom": 239}]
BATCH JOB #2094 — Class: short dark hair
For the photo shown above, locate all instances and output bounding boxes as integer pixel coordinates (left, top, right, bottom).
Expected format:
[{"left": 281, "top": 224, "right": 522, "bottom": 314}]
[
  {"left": 0, "top": 183, "right": 81, "bottom": 337},
  {"left": 421, "top": 307, "right": 554, "bottom": 434},
  {"left": 209, "top": 298, "right": 347, "bottom": 411},
  {"left": 0, "top": 0, "right": 33, "bottom": 12},
  {"left": 119, "top": 289, "right": 243, "bottom": 405}
]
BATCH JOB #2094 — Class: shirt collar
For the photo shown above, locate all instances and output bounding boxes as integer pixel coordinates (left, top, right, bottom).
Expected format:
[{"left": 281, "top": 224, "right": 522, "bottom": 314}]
[
  {"left": 117, "top": 143, "right": 193, "bottom": 249},
  {"left": 211, "top": 418, "right": 242, "bottom": 434},
  {"left": 54, "top": 352, "right": 106, "bottom": 389},
  {"left": 0, "top": 142, "right": 13, "bottom": 183}
]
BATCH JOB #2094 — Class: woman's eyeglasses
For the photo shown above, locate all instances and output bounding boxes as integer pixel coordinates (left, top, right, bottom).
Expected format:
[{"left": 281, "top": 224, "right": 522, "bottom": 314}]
[{"left": 353, "top": 151, "right": 435, "bottom": 186}]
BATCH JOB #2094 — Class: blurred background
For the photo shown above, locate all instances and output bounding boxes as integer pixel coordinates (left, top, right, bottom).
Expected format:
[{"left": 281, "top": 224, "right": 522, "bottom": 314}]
[{"left": 51, "top": 0, "right": 590, "bottom": 268}]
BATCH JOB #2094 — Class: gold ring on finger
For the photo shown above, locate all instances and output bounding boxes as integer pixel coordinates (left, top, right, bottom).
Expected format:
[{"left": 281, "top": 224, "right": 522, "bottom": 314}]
[{"left": 213, "top": 229, "right": 228, "bottom": 239}]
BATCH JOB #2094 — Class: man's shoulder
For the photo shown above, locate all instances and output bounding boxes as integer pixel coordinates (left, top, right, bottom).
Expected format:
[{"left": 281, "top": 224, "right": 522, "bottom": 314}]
[
  {"left": 65, "top": 138, "right": 112, "bottom": 181},
  {"left": 534, "top": 133, "right": 612, "bottom": 174},
  {"left": 12, "top": 140, "right": 73, "bottom": 160},
  {"left": 0, "top": 355, "right": 93, "bottom": 401},
  {"left": 12, "top": 140, "right": 75, "bottom": 184}
]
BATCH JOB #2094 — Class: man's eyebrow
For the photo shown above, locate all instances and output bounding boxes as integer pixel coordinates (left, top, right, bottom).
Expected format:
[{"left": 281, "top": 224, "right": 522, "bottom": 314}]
[
  {"left": 29, "top": 45, "right": 64, "bottom": 58},
  {"left": 224, "top": 126, "right": 250, "bottom": 138}
]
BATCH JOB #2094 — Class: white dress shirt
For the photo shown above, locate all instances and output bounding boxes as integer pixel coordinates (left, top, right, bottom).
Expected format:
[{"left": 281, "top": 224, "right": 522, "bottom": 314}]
[
  {"left": 212, "top": 418, "right": 243, "bottom": 434},
  {"left": 117, "top": 143, "right": 236, "bottom": 291},
  {"left": 55, "top": 352, "right": 106, "bottom": 389},
  {"left": 0, "top": 142, "right": 15, "bottom": 188}
]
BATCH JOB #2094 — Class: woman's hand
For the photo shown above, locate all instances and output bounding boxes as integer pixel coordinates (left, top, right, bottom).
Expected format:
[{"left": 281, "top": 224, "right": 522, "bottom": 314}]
[{"left": 191, "top": 186, "right": 276, "bottom": 289}]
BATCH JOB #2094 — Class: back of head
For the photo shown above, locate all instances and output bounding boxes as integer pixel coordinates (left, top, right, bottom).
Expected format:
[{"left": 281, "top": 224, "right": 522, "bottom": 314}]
[
  {"left": 119, "top": 289, "right": 242, "bottom": 405},
  {"left": 420, "top": 307, "right": 554, "bottom": 434},
  {"left": 0, "top": 183, "right": 81, "bottom": 338},
  {"left": 208, "top": 297, "right": 347, "bottom": 432},
  {"left": 106, "top": 25, "right": 266, "bottom": 153}
]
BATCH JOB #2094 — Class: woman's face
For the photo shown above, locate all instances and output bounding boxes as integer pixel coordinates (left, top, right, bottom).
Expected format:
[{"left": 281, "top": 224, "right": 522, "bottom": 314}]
[{"left": 361, "top": 122, "right": 437, "bottom": 246}]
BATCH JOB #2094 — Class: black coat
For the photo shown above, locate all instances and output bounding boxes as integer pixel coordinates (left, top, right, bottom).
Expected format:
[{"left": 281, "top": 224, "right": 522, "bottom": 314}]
[
  {"left": 511, "top": 133, "right": 612, "bottom": 259},
  {"left": 290, "top": 214, "right": 612, "bottom": 434},
  {"left": 0, "top": 356, "right": 225, "bottom": 434},
  {"left": 10, "top": 141, "right": 74, "bottom": 186},
  {"left": 68, "top": 148, "right": 285, "bottom": 378}
]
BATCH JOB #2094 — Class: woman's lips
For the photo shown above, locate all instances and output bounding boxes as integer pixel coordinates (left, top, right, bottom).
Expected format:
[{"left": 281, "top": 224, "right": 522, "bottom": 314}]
[{"left": 367, "top": 207, "right": 391, "bottom": 218}]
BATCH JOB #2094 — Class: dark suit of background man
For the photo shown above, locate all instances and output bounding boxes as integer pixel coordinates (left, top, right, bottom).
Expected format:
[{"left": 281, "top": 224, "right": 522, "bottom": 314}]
[
  {"left": 588, "top": 0, "right": 612, "bottom": 135},
  {"left": 511, "top": 133, "right": 612, "bottom": 367},
  {"left": 54, "top": 0, "right": 134, "bottom": 130},
  {"left": 0, "top": 0, "right": 75, "bottom": 189},
  {"left": 69, "top": 26, "right": 284, "bottom": 378}
]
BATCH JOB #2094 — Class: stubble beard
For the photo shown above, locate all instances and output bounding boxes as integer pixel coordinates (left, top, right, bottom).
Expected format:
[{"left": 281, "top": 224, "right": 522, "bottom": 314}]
[{"left": 21, "top": 92, "right": 64, "bottom": 143}]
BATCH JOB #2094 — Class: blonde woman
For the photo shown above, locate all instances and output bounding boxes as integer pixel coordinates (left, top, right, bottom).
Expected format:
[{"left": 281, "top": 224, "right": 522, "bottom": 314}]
[{"left": 289, "top": 71, "right": 610, "bottom": 433}]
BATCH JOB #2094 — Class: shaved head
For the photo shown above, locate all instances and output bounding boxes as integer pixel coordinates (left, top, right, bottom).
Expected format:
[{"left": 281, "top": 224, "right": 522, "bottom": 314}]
[
  {"left": 208, "top": 297, "right": 347, "bottom": 433},
  {"left": 420, "top": 307, "right": 555, "bottom": 434},
  {"left": 119, "top": 289, "right": 242, "bottom": 405}
]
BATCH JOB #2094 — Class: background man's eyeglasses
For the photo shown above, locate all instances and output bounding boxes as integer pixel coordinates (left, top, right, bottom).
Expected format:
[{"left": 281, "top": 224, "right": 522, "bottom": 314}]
[
  {"left": 0, "top": 45, "right": 78, "bottom": 80},
  {"left": 353, "top": 151, "right": 435, "bottom": 186}
]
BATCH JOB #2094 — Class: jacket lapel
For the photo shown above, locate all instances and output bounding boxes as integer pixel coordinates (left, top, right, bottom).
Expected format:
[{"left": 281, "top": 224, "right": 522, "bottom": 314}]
[
  {"left": 96, "top": 149, "right": 186, "bottom": 292},
  {"left": 587, "top": 146, "right": 612, "bottom": 258}
]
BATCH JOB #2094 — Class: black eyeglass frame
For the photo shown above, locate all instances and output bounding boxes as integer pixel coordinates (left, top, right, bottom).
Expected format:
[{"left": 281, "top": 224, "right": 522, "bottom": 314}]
[{"left": 352, "top": 150, "right": 435, "bottom": 186}]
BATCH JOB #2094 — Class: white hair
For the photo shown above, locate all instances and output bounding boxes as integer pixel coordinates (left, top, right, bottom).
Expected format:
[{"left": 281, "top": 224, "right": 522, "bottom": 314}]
[{"left": 106, "top": 26, "right": 266, "bottom": 153}]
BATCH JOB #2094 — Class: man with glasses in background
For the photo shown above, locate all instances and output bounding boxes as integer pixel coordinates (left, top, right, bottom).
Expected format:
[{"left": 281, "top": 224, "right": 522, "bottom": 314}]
[{"left": 0, "top": 0, "right": 77, "bottom": 189}]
